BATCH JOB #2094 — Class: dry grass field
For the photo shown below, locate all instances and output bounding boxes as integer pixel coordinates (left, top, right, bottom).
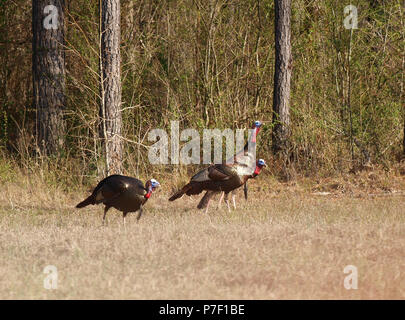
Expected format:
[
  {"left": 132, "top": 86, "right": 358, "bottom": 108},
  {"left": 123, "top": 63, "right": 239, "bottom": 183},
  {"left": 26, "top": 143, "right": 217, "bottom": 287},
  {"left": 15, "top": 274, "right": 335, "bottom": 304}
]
[{"left": 0, "top": 170, "right": 404, "bottom": 300}]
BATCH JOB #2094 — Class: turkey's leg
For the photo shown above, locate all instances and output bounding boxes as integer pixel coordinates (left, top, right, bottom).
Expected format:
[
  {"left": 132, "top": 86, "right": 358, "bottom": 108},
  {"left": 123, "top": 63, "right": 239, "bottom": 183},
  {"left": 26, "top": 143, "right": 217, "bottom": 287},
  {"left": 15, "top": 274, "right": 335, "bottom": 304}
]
[
  {"left": 136, "top": 206, "right": 143, "bottom": 221},
  {"left": 123, "top": 212, "right": 128, "bottom": 226},
  {"left": 232, "top": 193, "right": 237, "bottom": 209},
  {"left": 243, "top": 181, "right": 248, "bottom": 200},
  {"left": 102, "top": 206, "right": 111, "bottom": 225},
  {"left": 224, "top": 194, "right": 231, "bottom": 212},
  {"left": 204, "top": 198, "right": 211, "bottom": 214},
  {"left": 217, "top": 192, "right": 225, "bottom": 209}
]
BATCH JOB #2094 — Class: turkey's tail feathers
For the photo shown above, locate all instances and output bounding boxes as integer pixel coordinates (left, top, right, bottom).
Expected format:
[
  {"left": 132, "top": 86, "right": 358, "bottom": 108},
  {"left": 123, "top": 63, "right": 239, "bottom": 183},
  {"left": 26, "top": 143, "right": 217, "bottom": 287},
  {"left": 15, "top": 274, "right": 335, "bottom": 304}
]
[
  {"left": 168, "top": 184, "right": 192, "bottom": 201},
  {"left": 76, "top": 195, "right": 95, "bottom": 208}
]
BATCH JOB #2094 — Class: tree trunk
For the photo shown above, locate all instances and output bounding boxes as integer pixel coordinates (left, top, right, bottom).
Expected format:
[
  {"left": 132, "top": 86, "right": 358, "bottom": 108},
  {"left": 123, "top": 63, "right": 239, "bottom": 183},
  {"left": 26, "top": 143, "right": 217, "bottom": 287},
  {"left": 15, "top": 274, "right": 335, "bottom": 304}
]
[
  {"left": 403, "top": 114, "right": 405, "bottom": 157},
  {"left": 32, "top": 0, "right": 65, "bottom": 155},
  {"left": 272, "top": 0, "right": 292, "bottom": 155},
  {"left": 100, "top": 0, "right": 122, "bottom": 175}
]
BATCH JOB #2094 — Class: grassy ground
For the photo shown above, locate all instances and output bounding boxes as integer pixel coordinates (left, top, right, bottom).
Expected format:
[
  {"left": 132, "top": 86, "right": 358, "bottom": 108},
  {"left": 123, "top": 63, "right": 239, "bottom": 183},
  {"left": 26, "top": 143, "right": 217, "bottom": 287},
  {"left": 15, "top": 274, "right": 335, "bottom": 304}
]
[{"left": 0, "top": 171, "right": 404, "bottom": 300}]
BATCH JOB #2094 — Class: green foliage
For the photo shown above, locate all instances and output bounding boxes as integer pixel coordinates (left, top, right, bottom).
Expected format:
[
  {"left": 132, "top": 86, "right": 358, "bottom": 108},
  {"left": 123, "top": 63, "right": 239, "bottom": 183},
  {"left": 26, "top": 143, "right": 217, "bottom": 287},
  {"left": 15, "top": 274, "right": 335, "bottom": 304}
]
[
  {"left": 0, "top": 156, "right": 16, "bottom": 183},
  {"left": 0, "top": 0, "right": 403, "bottom": 180}
]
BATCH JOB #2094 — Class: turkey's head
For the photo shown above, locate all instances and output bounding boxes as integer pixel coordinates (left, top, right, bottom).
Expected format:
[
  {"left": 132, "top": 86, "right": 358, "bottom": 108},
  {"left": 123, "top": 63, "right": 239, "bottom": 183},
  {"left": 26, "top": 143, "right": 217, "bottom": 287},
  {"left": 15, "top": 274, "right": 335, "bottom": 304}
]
[
  {"left": 253, "top": 159, "right": 266, "bottom": 176},
  {"left": 144, "top": 179, "right": 161, "bottom": 199},
  {"left": 253, "top": 120, "right": 262, "bottom": 128},
  {"left": 149, "top": 179, "right": 160, "bottom": 191},
  {"left": 251, "top": 120, "right": 262, "bottom": 143}
]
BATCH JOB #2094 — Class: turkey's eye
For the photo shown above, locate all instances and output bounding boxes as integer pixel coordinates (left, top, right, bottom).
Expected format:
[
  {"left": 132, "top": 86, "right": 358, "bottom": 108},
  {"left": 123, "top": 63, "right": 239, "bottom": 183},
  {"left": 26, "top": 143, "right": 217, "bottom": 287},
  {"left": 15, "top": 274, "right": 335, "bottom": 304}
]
[{"left": 254, "top": 120, "right": 262, "bottom": 127}]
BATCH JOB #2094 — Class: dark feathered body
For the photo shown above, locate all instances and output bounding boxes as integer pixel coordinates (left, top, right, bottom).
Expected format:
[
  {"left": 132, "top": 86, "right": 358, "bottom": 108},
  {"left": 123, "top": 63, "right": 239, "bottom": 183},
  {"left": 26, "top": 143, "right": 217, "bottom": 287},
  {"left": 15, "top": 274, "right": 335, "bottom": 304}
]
[
  {"left": 76, "top": 175, "right": 158, "bottom": 224},
  {"left": 77, "top": 175, "right": 147, "bottom": 212}
]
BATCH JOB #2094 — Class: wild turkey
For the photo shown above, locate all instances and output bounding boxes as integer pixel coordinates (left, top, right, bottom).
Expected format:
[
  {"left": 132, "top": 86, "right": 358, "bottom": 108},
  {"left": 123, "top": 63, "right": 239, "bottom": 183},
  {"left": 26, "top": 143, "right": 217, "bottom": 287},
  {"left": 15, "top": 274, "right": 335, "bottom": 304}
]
[
  {"left": 204, "top": 120, "right": 263, "bottom": 208},
  {"left": 197, "top": 159, "right": 267, "bottom": 212},
  {"left": 76, "top": 175, "right": 160, "bottom": 225},
  {"left": 169, "top": 159, "right": 266, "bottom": 213}
]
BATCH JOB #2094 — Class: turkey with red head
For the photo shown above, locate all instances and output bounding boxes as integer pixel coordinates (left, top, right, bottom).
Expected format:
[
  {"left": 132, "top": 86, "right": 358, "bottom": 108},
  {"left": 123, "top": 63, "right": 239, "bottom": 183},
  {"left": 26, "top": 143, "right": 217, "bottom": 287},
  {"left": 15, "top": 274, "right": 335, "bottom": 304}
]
[{"left": 76, "top": 175, "right": 160, "bottom": 225}]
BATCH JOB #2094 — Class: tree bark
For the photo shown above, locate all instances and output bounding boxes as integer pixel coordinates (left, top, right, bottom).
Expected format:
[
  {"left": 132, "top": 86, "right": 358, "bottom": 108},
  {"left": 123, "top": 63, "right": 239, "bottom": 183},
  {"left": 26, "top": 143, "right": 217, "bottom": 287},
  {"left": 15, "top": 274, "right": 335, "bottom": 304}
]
[
  {"left": 32, "top": 0, "right": 65, "bottom": 155},
  {"left": 272, "top": 0, "right": 292, "bottom": 155},
  {"left": 403, "top": 112, "right": 405, "bottom": 157},
  {"left": 100, "top": 0, "right": 122, "bottom": 174}
]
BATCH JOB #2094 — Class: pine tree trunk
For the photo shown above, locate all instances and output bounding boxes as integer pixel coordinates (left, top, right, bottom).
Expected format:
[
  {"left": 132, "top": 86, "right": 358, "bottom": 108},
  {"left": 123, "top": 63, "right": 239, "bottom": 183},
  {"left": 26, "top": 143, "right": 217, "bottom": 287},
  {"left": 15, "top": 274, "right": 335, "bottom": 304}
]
[
  {"left": 32, "top": 0, "right": 65, "bottom": 155},
  {"left": 403, "top": 116, "right": 405, "bottom": 157},
  {"left": 100, "top": 0, "right": 122, "bottom": 175},
  {"left": 272, "top": 0, "right": 292, "bottom": 155}
]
